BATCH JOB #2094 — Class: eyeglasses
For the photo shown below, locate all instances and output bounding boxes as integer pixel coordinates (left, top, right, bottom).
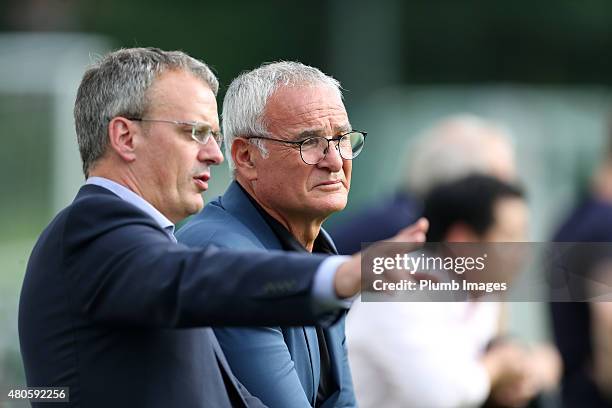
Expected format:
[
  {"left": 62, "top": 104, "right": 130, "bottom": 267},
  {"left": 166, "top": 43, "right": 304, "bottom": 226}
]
[
  {"left": 127, "top": 118, "right": 223, "bottom": 146},
  {"left": 245, "top": 130, "right": 367, "bottom": 165}
]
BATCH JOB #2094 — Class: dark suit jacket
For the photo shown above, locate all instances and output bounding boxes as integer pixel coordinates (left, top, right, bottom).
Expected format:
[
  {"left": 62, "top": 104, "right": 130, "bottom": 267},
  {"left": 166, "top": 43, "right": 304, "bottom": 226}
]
[
  {"left": 550, "top": 196, "right": 612, "bottom": 408},
  {"left": 177, "top": 181, "right": 357, "bottom": 408},
  {"left": 19, "top": 184, "right": 338, "bottom": 408}
]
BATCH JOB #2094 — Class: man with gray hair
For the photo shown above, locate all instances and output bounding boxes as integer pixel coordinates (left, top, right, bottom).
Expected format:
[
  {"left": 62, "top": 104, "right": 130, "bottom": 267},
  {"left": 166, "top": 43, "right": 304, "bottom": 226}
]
[
  {"left": 19, "top": 48, "right": 427, "bottom": 407},
  {"left": 178, "top": 61, "right": 367, "bottom": 407},
  {"left": 330, "top": 114, "right": 516, "bottom": 255}
]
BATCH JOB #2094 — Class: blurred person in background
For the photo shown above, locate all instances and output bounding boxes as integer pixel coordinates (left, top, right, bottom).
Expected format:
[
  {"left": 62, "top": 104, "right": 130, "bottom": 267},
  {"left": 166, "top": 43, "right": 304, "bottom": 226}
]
[
  {"left": 550, "top": 120, "right": 612, "bottom": 408},
  {"left": 347, "top": 175, "right": 561, "bottom": 408},
  {"left": 18, "top": 47, "right": 427, "bottom": 408},
  {"left": 177, "top": 61, "right": 362, "bottom": 408},
  {"left": 329, "top": 114, "right": 516, "bottom": 255}
]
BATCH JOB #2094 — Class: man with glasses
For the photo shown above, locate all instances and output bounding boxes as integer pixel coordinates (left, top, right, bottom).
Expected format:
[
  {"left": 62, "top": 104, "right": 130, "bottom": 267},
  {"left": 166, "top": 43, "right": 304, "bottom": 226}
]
[
  {"left": 178, "top": 61, "right": 364, "bottom": 408},
  {"left": 19, "top": 49, "right": 427, "bottom": 408}
]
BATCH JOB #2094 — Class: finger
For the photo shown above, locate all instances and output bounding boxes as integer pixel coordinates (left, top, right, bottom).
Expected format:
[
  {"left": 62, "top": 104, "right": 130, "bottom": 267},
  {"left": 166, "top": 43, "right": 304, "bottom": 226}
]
[
  {"left": 394, "top": 221, "right": 428, "bottom": 241},
  {"left": 415, "top": 217, "right": 429, "bottom": 233},
  {"left": 403, "top": 217, "right": 429, "bottom": 235},
  {"left": 398, "top": 230, "right": 426, "bottom": 243}
]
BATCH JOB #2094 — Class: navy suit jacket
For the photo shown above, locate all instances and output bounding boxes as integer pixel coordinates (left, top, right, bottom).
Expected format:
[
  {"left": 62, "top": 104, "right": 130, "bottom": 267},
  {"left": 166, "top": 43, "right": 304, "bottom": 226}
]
[
  {"left": 551, "top": 196, "right": 612, "bottom": 408},
  {"left": 177, "top": 181, "right": 357, "bottom": 408},
  {"left": 19, "top": 184, "right": 340, "bottom": 408}
]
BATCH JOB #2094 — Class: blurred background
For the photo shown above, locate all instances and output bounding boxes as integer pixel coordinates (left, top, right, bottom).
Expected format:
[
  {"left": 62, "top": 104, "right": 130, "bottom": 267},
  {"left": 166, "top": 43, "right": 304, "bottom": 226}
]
[{"left": 1, "top": 0, "right": 612, "bottom": 403}]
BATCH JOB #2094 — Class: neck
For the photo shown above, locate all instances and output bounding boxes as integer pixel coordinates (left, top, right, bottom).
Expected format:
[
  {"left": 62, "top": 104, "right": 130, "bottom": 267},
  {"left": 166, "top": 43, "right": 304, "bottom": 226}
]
[
  {"left": 90, "top": 160, "right": 180, "bottom": 223},
  {"left": 236, "top": 178, "right": 323, "bottom": 252},
  {"left": 89, "top": 161, "right": 143, "bottom": 196}
]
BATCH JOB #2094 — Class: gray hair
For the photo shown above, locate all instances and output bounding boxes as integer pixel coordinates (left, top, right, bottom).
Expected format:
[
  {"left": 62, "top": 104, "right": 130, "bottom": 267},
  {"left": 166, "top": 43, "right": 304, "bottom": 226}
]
[
  {"left": 222, "top": 61, "right": 342, "bottom": 171},
  {"left": 74, "top": 47, "right": 219, "bottom": 177},
  {"left": 403, "top": 114, "right": 516, "bottom": 197}
]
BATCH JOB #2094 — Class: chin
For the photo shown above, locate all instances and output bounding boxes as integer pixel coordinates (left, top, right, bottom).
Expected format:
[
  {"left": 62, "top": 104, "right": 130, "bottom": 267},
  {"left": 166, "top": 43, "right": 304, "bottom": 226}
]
[
  {"left": 321, "top": 198, "right": 348, "bottom": 214},
  {"left": 186, "top": 199, "right": 204, "bottom": 216}
]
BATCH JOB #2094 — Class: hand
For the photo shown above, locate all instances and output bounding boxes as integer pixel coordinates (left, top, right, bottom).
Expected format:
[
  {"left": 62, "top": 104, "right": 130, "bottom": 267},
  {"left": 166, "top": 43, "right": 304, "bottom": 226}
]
[
  {"left": 484, "top": 341, "right": 562, "bottom": 407},
  {"left": 525, "top": 344, "right": 562, "bottom": 391},
  {"left": 483, "top": 341, "right": 538, "bottom": 408},
  {"left": 334, "top": 218, "right": 429, "bottom": 298}
]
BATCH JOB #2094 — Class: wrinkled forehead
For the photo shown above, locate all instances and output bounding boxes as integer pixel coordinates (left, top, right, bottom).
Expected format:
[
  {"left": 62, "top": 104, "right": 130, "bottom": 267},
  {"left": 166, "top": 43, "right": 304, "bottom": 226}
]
[{"left": 263, "top": 84, "right": 349, "bottom": 138}]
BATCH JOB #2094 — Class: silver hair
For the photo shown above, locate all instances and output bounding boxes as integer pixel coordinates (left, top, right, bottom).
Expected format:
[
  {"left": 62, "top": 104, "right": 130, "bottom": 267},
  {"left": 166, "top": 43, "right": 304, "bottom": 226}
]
[
  {"left": 403, "top": 114, "right": 516, "bottom": 196},
  {"left": 74, "top": 47, "right": 219, "bottom": 177},
  {"left": 221, "top": 61, "right": 343, "bottom": 172}
]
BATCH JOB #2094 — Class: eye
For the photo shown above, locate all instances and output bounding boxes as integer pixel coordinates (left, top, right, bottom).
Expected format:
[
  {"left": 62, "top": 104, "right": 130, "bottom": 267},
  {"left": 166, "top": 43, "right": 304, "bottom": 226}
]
[
  {"left": 301, "top": 137, "right": 325, "bottom": 150},
  {"left": 192, "top": 126, "right": 213, "bottom": 142}
]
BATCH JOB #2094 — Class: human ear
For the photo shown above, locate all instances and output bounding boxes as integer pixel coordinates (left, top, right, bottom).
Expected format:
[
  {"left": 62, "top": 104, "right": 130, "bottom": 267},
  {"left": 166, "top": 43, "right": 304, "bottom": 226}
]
[
  {"left": 107, "top": 117, "right": 138, "bottom": 163},
  {"left": 232, "top": 138, "right": 258, "bottom": 181}
]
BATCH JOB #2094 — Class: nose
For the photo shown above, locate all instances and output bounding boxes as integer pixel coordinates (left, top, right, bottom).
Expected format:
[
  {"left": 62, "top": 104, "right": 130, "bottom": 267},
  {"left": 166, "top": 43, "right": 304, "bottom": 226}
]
[
  {"left": 317, "top": 140, "right": 343, "bottom": 172},
  {"left": 198, "top": 138, "right": 224, "bottom": 165}
]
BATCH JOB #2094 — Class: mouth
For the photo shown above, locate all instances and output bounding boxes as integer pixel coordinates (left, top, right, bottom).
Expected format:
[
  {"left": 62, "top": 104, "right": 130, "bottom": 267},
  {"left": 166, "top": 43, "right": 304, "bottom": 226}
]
[
  {"left": 193, "top": 173, "right": 210, "bottom": 191},
  {"left": 314, "top": 180, "right": 344, "bottom": 190}
]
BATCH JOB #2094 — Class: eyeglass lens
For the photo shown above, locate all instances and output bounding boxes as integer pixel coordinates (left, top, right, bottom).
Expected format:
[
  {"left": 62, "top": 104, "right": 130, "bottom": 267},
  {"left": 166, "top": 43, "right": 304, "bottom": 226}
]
[{"left": 300, "top": 132, "right": 364, "bottom": 164}]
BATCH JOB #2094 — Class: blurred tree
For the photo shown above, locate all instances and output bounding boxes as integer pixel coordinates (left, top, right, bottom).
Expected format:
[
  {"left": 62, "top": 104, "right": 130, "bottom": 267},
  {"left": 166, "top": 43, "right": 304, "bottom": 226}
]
[{"left": 2, "top": 0, "right": 612, "bottom": 91}]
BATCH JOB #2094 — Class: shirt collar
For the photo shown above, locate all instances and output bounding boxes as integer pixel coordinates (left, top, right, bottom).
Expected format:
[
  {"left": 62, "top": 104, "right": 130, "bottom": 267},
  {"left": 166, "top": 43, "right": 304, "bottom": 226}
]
[{"left": 86, "top": 177, "right": 176, "bottom": 237}]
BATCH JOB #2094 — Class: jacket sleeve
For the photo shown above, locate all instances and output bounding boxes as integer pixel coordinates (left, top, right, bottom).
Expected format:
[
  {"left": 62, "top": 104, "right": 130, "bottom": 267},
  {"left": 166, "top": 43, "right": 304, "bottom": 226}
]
[{"left": 62, "top": 194, "right": 333, "bottom": 328}]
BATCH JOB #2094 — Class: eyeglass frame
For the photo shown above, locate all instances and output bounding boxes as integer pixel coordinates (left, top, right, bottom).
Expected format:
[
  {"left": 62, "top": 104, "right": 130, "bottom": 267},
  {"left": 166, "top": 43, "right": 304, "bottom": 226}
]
[
  {"left": 243, "top": 130, "right": 367, "bottom": 165},
  {"left": 125, "top": 117, "right": 224, "bottom": 146}
]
